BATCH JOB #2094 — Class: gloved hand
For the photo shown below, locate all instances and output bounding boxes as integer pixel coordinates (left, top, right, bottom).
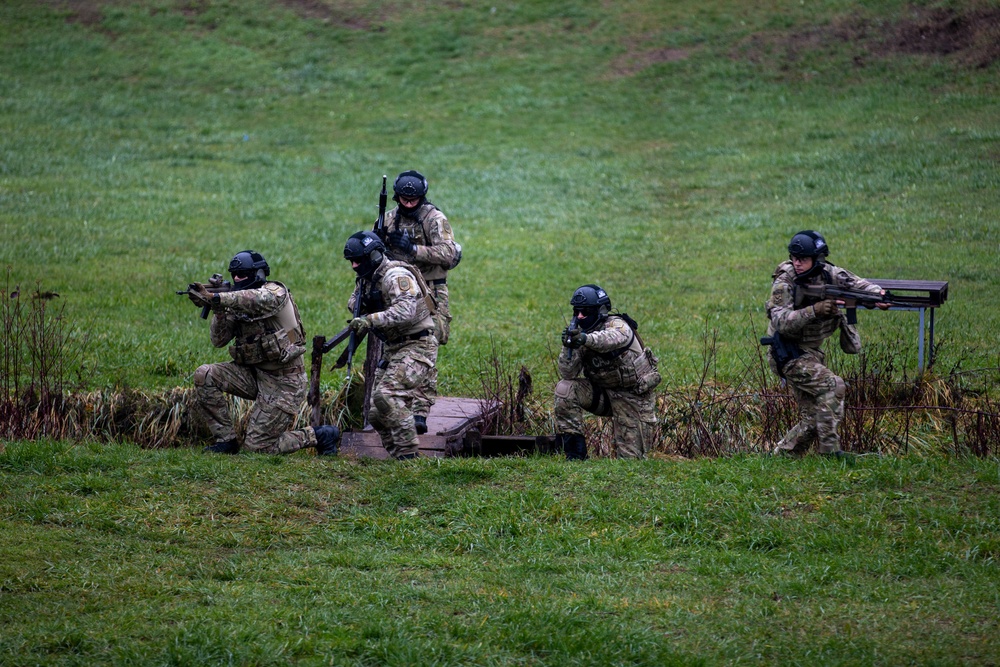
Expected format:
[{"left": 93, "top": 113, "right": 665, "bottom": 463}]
[
  {"left": 813, "top": 299, "right": 839, "bottom": 318},
  {"left": 387, "top": 229, "right": 416, "bottom": 254},
  {"left": 187, "top": 283, "right": 215, "bottom": 308},
  {"left": 562, "top": 327, "right": 587, "bottom": 349},
  {"left": 349, "top": 316, "right": 371, "bottom": 334}
]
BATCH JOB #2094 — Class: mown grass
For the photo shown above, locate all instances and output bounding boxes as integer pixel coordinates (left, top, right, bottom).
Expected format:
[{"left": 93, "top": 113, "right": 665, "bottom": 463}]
[
  {"left": 1, "top": 0, "right": 997, "bottom": 395},
  {"left": 2, "top": 440, "right": 1000, "bottom": 665}
]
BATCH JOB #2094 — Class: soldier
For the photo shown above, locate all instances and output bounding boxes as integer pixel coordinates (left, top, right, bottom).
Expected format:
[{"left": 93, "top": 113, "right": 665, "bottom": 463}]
[
  {"left": 187, "top": 250, "right": 340, "bottom": 456},
  {"left": 344, "top": 231, "right": 438, "bottom": 460},
  {"left": 765, "top": 231, "right": 886, "bottom": 458},
  {"left": 382, "top": 170, "right": 459, "bottom": 436},
  {"left": 555, "top": 285, "right": 662, "bottom": 460}
]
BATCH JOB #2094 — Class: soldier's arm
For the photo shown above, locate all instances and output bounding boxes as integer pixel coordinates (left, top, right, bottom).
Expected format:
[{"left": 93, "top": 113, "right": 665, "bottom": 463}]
[
  {"left": 368, "top": 269, "right": 420, "bottom": 329},
  {"left": 216, "top": 283, "right": 287, "bottom": 319},
  {"left": 582, "top": 317, "right": 633, "bottom": 353},
  {"left": 412, "top": 209, "right": 458, "bottom": 267},
  {"left": 831, "top": 267, "right": 883, "bottom": 297},
  {"left": 556, "top": 351, "right": 582, "bottom": 380},
  {"left": 768, "top": 279, "right": 821, "bottom": 336},
  {"left": 209, "top": 313, "right": 237, "bottom": 348}
]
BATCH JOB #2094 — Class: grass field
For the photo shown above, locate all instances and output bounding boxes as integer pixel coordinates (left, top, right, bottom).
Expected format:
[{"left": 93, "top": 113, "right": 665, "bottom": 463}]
[{"left": 2, "top": 0, "right": 999, "bottom": 664}]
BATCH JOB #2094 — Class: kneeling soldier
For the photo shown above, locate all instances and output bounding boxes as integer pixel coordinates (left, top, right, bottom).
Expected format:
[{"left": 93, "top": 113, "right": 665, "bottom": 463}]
[
  {"left": 555, "top": 285, "right": 662, "bottom": 460},
  {"left": 343, "top": 231, "right": 438, "bottom": 460},
  {"left": 187, "top": 250, "right": 340, "bottom": 456}
]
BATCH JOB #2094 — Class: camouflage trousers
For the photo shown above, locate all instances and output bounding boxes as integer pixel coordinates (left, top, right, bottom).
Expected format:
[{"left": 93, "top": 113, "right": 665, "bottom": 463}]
[
  {"left": 369, "top": 336, "right": 438, "bottom": 459},
  {"left": 412, "top": 283, "right": 448, "bottom": 419},
  {"left": 194, "top": 359, "right": 316, "bottom": 454},
  {"left": 554, "top": 378, "right": 657, "bottom": 459},
  {"left": 772, "top": 348, "right": 846, "bottom": 455}
]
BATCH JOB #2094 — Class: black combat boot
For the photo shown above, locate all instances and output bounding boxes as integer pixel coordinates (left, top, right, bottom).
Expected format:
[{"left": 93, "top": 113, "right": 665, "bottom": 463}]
[
  {"left": 396, "top": 452, "right": 419, "bottom": 461},
  {"left": 203, "top": 439, "right": 239, "bottom": 455},
  {"left": 314, "top": 425, "right": 341, "bottom": 457},
  {"left": 556, "top": 433, "right": 588, "bottom": 461},
  {"left": 414, "top": 416, "right": 428, "bottom": 435}
]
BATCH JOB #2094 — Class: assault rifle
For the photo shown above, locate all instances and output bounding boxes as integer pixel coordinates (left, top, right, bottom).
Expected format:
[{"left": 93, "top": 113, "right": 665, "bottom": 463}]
[
  {"left": 798, "top": 285, "right": 898, "bottom": 325},
  {"left": 176, "top": 273, "right": 232, "bottom": 319},
  {"left": 562, "top": 318, "right": 579, "bottom": 360},
  {"left": 345, "top": 175, "right": 388, "bottom": 382}
]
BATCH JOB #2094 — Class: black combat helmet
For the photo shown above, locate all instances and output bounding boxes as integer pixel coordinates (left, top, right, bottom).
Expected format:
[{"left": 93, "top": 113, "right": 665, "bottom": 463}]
[
  {"left": 393, "top": 170, "right": 428, "bottom": 201},
  {"left": 228, "top": 250, "right": 269, "bottom": 290},
  {"left": 787, "top": 230, "right": 829, "bottom": 279},
  {"left": 570, "top": 284, "right": 611, "bottom": 332},
  {"left": 344, "top": 231, "right": 386, "bottom": 277}
]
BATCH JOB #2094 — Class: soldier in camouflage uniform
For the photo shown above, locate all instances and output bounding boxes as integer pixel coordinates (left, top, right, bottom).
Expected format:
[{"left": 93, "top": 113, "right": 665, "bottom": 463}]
[
  {"left": 382, "top": 170, "right": 459, "bottom": 436},
  {"left": 555, "top": 285, "right": 662, "bottom": 460},
  {"left": 765, "top": 231, "right": 886, "bottom": 457},
  {"left": 344, "top": 231, "right": 438, "bottom": 460},
  {"left": 187, "top": 250, "right": 340, "bottom": 456}
]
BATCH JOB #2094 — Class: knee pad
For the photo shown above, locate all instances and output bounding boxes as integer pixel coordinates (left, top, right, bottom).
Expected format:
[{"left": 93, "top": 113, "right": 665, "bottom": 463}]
[
  {"left": 554, "top": 380, "right": 574, "bottom": 399},
  {"left": 193, "top": 365, "right": 212, "bottom": 387}
]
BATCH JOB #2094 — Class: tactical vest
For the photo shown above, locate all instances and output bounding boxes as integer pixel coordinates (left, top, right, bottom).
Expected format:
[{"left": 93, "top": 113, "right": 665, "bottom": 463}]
[
  {"left": 582, "top": 315, "right": 661, "bottom": 393},
  {"left": 770, "top": 262, "right": 842, "bottom": 348},
  {"left": 370, "top": 260, "right": 435, "bottom": 344},
  {"left": 388, "top": 203, "right": 457, "bottom": 279},
  {"left": 228, "top": 282, "right": 306, "bottom": 368}
]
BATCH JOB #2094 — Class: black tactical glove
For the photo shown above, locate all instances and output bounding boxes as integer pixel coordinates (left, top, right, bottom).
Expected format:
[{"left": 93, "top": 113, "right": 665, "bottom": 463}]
[
  {"left": 562, "top": 326, "right": 587, "bottom": 349},
  {"left": 387, "top": 229, "right": 416, "bottom": 254}
]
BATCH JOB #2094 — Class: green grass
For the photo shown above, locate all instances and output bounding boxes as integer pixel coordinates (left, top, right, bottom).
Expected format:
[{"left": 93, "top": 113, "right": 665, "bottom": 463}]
[
  {"left": 2, "top": 440, "right": 1000, "bottom": 665},
  {"left": 1, "top": 0, "right": 997, "bottom": 395}
]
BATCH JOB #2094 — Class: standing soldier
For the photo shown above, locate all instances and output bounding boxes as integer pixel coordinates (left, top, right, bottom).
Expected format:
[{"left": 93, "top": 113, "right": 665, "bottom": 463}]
[
  {"left": 343, "top": 231, "right": 438, "bottom": 460},
  {"left": 555, "top": 285, "right": 662, "bottom": 460},
  {"left": 382, "top": 170, "right": 459, "bottom": 436},
  {"left": 187, "top": 250, "right": 340, "bottom": 456},
  {"left": 765, "top": 231, "right": 886, "bottom": 458}
]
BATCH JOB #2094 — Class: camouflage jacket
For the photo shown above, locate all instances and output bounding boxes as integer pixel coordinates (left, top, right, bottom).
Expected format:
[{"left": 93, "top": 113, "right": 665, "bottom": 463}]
[
  {"left": 209, "top": 281, "right": 306, "bottom": 370},
  {"left": 348, "top": 260, "right": 434, "bottom": 345},
  {"left": 558, "top": 315, "right": 661, "bottom": 393},
  {"left": 766, "top": 261, "right": 881, "bottom": 349},
  {"left": 384, "top": 201, "right": 458, "bottom": 282}
]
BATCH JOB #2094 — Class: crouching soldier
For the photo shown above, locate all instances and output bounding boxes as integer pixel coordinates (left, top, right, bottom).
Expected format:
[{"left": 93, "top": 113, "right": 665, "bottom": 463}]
[
  {"left": 555, "top": 285, "right": 662, "bottom": 460},
  {"left": 343, "top": 231, "right": 438, "bottom": 460},
  {"left": 187, "top": 250, "right": 340, "bottom": 456}
]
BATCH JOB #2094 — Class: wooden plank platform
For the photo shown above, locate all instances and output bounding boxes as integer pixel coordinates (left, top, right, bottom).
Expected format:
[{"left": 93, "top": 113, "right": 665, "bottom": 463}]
[{"left": 339, "top": 396, "right": 498, "bottom": 459}]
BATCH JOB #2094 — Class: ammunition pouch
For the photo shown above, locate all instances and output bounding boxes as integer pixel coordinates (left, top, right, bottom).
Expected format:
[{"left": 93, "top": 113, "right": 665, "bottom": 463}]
[{"left": 230, "top": 329, "right": 304, "bottom": 366}]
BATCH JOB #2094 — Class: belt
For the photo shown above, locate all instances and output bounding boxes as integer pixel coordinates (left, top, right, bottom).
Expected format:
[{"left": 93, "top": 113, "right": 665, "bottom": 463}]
[
  {"left": 403, "top": 329, "right": 433, "bottom": 341},
  {"left": 430, "top": 279, "right": 447, "bottom": 285}
]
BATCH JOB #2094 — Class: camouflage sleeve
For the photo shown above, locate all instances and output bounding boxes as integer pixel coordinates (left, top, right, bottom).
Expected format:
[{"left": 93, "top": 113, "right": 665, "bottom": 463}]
[
  {"left": 209, "top": 312, "right": 237, "bottom": 348},
  {"left": 368, "top": 267, "right": 421, "bottom": 330},
  {"left": 216, "top": 283, "right": 287, "bottom": 320},
  {"left": 830, "top": 267, "right": 882, "bottom": 296},
  {"left": 556, "top": 348, "right": 583, "bottom": 380},
  {"left": 412, "top": 209, "right": 458, "bottom": 268},
  {"left": 767, "top": 277, "right": 818, "bottom": 336},
  {"left": 583, "top": 317, "right": 633, "bottom": 353}
]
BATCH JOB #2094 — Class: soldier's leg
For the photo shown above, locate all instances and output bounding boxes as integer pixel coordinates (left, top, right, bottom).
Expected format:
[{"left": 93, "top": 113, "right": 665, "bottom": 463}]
[
  {"left": 372, "top": 342, "right": 436, "bottom": 459},
  {"left": 553, "top": 378, "right": 596, "bottom": 436},
  {"left": 193, "top": 362, "right": 258, "bottom": 443},
  {"left": 777, "top": 353, "right": 843, "bottom": 454},
  {"left": 243, "top": 367, "right": 309, "bottom": 454},
  {"left": 608, "top": 390, "right": 657, "bottom": 459}
]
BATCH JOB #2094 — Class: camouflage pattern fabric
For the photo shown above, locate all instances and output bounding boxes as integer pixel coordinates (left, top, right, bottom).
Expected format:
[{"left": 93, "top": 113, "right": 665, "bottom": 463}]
[
  {"left": 368, "top": 337, "right": 438, "bottom": 459},
  {"left": 350, "top": 260, "right": 439, "bottom": 458},
  {"left": 771, "top": 348, "right": 846, "bottom": 455},
  {"left": 554, "top": 377, "right": 656, "bottom": 459},
  {"left": 766, "top": 261, "right": 880, "bottom": 455},
  {"left": 194, "top": 359, "right": 316, "bottom": 454},
  {"left": 384, "top": 202, "right": 458, "bottom": 285}
]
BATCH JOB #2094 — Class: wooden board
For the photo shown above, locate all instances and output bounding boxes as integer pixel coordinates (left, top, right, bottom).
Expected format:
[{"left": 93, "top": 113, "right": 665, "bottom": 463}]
[{"left": 338, "top": 396, "right": 496, "bottom": 459}]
